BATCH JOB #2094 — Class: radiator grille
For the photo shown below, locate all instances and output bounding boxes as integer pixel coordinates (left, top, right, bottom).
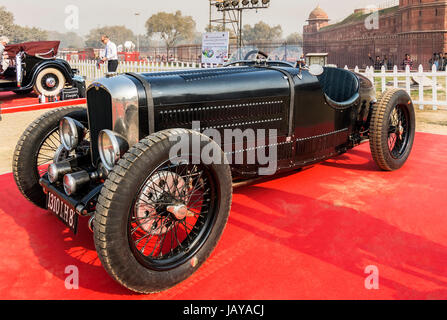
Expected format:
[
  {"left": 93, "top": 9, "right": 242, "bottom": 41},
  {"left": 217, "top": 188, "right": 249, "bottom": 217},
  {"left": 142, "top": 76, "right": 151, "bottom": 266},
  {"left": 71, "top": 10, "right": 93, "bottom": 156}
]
[{"left": 87, "top": 87, "right": 113, "bottom": 165}]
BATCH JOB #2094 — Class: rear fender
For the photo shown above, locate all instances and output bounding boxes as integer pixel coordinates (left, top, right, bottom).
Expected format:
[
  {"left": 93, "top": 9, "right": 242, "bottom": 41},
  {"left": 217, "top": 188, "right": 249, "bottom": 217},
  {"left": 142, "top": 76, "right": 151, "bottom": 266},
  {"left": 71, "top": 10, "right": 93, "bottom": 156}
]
[{"left": 23, "top": 59, "right": 74, "bottom": 89}]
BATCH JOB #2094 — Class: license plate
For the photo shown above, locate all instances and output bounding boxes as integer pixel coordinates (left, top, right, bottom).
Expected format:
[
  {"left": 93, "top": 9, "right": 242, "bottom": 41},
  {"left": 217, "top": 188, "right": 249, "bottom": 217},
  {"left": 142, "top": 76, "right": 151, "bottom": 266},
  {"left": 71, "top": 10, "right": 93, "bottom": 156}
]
[{"left": 47, "top": 191, "right": 78, "bottom": 234}]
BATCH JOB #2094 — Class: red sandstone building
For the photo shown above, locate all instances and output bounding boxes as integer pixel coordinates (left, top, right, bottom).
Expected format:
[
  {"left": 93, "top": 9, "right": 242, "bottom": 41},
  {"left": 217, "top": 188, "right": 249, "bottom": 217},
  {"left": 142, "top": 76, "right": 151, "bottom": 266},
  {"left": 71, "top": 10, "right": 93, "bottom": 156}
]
[{"left": 303, "top": 1, "right": 447, "bottom": 69}]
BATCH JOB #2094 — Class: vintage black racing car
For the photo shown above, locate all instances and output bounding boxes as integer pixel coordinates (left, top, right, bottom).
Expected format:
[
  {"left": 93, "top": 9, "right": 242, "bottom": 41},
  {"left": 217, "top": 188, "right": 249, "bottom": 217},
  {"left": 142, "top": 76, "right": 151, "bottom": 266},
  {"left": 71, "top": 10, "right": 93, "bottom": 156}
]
[
  {"left": 12, "top": 50, "right": 415, "bottom": 293},
  {"left": 1, "top": 41, "right": 84, "bottom": 97}
]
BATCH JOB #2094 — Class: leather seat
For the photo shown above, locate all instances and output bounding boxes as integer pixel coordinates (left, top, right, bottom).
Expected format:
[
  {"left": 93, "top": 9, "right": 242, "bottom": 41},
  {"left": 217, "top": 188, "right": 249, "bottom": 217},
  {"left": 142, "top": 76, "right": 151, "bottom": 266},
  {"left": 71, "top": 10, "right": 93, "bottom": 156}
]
[{"left": 317, "top": 67, "right": 360, "bottom": 107}]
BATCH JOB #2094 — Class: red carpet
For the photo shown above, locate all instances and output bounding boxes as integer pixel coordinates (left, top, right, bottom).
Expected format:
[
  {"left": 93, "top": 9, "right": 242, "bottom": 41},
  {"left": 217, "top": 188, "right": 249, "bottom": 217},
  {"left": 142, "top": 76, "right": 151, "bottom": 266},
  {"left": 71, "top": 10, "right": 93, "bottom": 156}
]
[
  {"left": 0, "top": 91, "right": 39, "bottom": 107},
  {"left": 0, "top": 132, "right": 446, "bottom": 300},
  {"left": 0, "top": 91, "right": 86, "bottom": 114}
]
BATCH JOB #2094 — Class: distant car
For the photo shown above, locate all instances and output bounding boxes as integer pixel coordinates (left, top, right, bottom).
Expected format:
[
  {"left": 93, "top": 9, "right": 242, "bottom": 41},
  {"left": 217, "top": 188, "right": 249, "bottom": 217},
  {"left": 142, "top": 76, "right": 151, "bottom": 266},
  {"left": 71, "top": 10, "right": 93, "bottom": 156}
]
[
  {"left": 12, "top": 50, "right": 416, "bottom": 294},
  {"left": 0, "top": 41, "right": 85, "bottom": 97}
]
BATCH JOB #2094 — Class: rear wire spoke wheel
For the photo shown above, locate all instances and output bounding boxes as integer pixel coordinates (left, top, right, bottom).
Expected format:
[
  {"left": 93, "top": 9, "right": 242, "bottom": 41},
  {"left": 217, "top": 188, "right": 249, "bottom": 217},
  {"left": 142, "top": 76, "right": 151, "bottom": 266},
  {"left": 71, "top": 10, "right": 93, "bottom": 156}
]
[
  {"left": 370, "top": 89, "right": 416, "bottom": 171},
  {"left": 387, "top": 105, "right": 410, "bottom": 159},
  {"left": 93, "top": 129, "right": 232, "bottom": 294},
  {"left": 12, "top": 106, "right": 88, "bottom": 208}
]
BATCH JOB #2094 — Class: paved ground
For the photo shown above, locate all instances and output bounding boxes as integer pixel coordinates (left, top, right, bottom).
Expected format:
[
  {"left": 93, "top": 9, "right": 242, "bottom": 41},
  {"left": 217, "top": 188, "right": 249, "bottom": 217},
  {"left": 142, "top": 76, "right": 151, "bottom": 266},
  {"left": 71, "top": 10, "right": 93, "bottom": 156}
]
[
  {"left": 415, "top": 108, "right": 447, "bottom": 135},
  {"left": 0, "top": 109, "right": 51, "bottom": 174}
]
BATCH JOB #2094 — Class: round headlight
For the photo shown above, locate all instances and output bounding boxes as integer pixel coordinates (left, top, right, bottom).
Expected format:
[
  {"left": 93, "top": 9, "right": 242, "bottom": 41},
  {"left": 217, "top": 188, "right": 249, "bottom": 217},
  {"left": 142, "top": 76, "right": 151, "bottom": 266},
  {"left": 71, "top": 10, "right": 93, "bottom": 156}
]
[
  {"left": 98, "top": 130, "right": 129, "bottom": 170},
  {"left": 59, "top": 117, "right": 85, "bottom": 151}
]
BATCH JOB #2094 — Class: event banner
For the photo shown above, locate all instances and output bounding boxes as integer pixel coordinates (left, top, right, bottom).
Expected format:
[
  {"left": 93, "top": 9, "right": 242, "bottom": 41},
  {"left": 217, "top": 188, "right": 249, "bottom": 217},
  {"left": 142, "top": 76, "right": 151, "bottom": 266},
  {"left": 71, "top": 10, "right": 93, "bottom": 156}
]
[{"left": 201, "top": 32, "right": 230, "bottom": 64}]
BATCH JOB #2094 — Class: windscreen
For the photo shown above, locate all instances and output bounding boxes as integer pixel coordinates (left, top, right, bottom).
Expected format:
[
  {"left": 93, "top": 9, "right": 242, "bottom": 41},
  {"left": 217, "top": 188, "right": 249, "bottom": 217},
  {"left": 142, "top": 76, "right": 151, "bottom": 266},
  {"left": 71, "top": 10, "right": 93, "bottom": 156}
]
[
  {"left": 268, "top": 45, "right": 303, "bottom": 63},
  {"left": 227, "top": 46, "right": 260, "bottom": 64}
]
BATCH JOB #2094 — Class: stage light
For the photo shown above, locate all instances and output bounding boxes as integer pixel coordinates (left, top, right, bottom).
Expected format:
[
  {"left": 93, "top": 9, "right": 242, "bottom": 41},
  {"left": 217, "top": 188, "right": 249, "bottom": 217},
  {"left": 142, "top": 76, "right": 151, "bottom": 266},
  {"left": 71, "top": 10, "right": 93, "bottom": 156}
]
[
  {"left": 232, "top": 0, "right": 240, "bottom": 7},
  {"left": 223, "top": 0, "right": 231, "bottom": 7},
  {"left": 262, "top": 0, "right": 270, "bottom": 4},
  {"left": 242, "top": 0, "right": 250, "bottom": 5}
]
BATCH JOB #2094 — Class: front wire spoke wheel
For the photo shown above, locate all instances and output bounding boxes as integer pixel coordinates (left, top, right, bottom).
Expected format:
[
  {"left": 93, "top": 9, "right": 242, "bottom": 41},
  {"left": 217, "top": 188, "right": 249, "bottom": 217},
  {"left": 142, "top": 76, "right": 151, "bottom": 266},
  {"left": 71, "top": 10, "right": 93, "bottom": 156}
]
[
  {"left": 93, "top": 129, "right": 232, "bottom": 294},
  {"left": 130, "top": 161, "right": 215, "bottom": 269},
  {"left": 36, "top": 128, "right": 66, "bottom": 177},
  {"left": 12, "top": 106, "right": 88, "bottom": 208},
  {"left": 36, "top": 128, "right": 90, "bottom": 178}
]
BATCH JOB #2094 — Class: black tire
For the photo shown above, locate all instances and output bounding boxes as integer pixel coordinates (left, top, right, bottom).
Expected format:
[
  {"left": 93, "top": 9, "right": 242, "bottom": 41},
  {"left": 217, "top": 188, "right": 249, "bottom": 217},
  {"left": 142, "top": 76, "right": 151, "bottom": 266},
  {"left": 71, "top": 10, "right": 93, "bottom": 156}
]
[
  {"left": 33, "top": 67, "right": 66, "bottom": 97},
  {"left": 93, "top": 129, "right": 233, "bottom": 294},
  {"left": 12, "top": 106, "right": 88, "bottom": 208},
  {"left": 370, "top": 89, "right": 416, "bottom": 171}
]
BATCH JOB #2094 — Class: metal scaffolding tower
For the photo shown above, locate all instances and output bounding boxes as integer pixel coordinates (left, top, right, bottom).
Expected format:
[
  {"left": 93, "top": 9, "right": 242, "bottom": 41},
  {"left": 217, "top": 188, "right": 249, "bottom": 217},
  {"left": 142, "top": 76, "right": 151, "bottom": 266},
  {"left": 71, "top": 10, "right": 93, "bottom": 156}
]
[{"left": 208, "top": 0, "right": 271, "bottom": 49}]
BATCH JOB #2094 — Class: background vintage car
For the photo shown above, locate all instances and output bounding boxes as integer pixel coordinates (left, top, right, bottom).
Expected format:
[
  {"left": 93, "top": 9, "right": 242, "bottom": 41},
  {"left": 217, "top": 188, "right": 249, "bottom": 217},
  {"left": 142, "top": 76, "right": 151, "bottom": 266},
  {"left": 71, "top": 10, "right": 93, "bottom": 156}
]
[{"left": 1, "top": 41, "right": 85, "bottom": 97}]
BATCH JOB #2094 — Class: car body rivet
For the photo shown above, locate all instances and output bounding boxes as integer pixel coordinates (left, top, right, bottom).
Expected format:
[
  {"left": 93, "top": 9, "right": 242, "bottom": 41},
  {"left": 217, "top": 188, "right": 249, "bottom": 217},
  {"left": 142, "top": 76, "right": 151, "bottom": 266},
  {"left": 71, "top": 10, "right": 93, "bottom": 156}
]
[{"left": 191, "top": 257, "right": 198, "bottom": 268}]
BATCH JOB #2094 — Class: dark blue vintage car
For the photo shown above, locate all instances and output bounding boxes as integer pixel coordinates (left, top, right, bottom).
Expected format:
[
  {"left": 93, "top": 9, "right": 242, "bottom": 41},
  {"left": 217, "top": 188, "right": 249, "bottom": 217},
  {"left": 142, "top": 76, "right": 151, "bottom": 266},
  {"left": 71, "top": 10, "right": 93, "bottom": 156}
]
[{"left": 12, "top": 49, "right": 416, "bottom": 294}]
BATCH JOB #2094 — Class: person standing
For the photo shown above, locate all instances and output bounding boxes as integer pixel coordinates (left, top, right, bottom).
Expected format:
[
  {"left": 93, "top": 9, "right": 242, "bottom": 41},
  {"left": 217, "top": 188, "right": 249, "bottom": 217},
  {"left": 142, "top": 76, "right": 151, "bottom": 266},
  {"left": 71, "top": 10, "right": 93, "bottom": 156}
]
[
  {"left": 0, "top": 36, "right": 10, "bottom": 73},
  {"left": 382, "top": 55, "right": 389, "bottom": 71},
  {"left": 433, "top": 53, "right": 439, "bottom": 71},
  {"left": 101, "top": 35, "right": 119, "bottom": 73},
  {"left": 374, "top": 56, "right": 383, "bottom": 71},
  {"left": 402, "top": 54, "right": 414, "bottom": 70},
  {"left": 439, "top": 52, "right": 445, "bottom": 71},
  {"left": 429, "top": 53, "right": 438, "bottom": 70},
  {"left": 367, "top": 53, "right": 375, "bottom": 67}
]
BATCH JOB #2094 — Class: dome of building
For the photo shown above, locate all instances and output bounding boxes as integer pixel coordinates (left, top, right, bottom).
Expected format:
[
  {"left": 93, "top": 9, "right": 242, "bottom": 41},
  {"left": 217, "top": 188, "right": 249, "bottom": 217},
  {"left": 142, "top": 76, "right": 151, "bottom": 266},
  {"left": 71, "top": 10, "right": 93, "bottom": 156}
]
[{"left": 308, "top": 5, "right": 329, "bottom": 20}]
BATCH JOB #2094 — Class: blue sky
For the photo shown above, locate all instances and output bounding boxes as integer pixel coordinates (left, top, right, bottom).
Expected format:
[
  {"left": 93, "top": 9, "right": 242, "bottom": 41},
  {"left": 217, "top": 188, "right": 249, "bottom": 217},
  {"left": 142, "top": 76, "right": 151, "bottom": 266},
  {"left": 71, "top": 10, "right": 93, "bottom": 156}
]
[{"left": 0, "top": 0, "right": 391, "bottom": 36}]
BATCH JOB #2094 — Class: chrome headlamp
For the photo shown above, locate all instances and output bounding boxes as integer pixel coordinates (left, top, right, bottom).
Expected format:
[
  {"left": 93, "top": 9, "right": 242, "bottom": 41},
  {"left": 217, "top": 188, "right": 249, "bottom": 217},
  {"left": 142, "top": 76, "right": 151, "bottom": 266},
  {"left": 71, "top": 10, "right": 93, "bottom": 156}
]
[
  {"left": 98, "top": 130, "right": 129, "bottom": 170},
  {"left": 59, "top": 117, "right": 85, "bottom": 151}
]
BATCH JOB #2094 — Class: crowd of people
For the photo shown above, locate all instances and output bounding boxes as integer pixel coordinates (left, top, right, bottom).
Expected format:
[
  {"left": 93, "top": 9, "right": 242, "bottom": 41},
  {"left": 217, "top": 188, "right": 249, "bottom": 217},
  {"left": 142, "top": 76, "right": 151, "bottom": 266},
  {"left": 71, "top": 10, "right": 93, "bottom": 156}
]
[
  {"left": 368, "top": 53, "right": 415, "bottom": 71},
  {"left": 368, "top": 52, "right": 447, "bottom": 71},
  {"left": 428, "top": 52, "right": 447, "bottom": 71},
  {"left": 368, "top": 53, "right": 394, "bottom": 71}
]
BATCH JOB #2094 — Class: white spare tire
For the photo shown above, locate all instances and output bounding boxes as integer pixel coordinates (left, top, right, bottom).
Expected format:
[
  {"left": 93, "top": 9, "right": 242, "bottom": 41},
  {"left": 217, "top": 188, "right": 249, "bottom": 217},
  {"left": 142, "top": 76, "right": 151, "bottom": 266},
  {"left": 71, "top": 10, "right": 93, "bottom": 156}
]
[{"left": 33, "top": 67, "right": 66, "bottom": 97}]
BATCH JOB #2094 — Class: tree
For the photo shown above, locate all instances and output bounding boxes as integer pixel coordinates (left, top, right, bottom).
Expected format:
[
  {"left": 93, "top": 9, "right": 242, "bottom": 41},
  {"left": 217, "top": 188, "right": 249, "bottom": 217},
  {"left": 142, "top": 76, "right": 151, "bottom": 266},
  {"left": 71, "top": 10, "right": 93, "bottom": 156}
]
[
  {"left": 47, "top": 31, "right": 85, "bottom": 49},
  {"left": 0, "top": 6, "right": 14, "bottom": 36},
  {"left": 242, "top": 22, "right": 283, "bottom": 43},
  {"left": 285, "top": 32, "right": 303, "bottom": 46},
  {"left": 11, "top": 26, "right": 47, "bottom": 42},
  {"left": 0, "top": 6, "right": 47, "bottom": 43},
  {"left": 145, "top": 11, "right": 196, "bottom": 54},
  {"left": 85, "top": 25, "right": 135, "bottom": 48}
]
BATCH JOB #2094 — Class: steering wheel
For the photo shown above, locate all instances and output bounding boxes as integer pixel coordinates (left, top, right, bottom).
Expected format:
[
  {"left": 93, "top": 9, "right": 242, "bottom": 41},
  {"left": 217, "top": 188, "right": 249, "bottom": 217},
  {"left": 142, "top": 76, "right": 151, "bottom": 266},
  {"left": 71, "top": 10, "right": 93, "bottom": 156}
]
[{"left": 244, "top": 50, "right": 269, "bottom": 61}]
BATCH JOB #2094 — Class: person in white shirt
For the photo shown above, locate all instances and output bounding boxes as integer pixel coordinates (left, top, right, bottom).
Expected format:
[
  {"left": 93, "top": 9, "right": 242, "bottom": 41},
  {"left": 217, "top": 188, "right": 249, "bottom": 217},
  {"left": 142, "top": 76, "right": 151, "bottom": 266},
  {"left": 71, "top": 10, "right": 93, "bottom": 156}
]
[
  {"left": 0, "top": 36, "right": 10, "bottom": 73},
  {"left": 101, "top": 35, "right": 119, "bottom": 72}
]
